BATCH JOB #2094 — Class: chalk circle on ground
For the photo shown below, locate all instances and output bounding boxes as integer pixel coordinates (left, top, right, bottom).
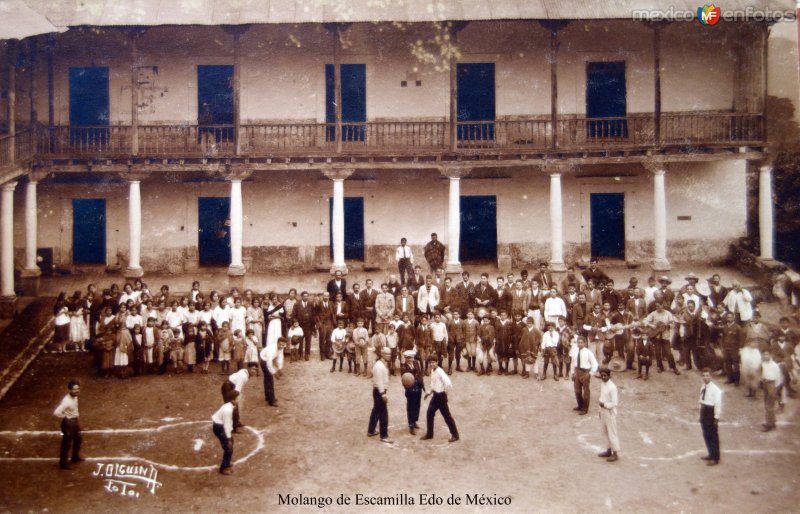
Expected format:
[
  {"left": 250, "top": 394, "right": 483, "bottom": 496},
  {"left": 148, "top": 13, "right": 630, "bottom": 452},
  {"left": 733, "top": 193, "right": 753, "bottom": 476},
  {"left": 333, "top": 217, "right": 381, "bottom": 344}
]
[{"left": 0, "top": 420, "right": 267, "bottom": 472}]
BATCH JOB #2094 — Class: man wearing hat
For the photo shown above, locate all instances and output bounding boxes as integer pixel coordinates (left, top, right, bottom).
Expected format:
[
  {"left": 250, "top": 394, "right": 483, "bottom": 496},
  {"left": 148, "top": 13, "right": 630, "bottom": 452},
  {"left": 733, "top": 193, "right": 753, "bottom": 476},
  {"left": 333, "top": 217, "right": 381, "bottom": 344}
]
[
  {"left": 368, "top": 347, "right": 393, "bottom": 443},
  {"left": 657, "top": 276, "right": 675, "bottom": 308},
  {"left": 597, "top": 367, "right": 620, "bottom": 462},
  {"left": 643, "top": 302, "right": 681, "bottom": 375},
  {"left": 401, "top": 350, "right": 425, "bottom": 435}
]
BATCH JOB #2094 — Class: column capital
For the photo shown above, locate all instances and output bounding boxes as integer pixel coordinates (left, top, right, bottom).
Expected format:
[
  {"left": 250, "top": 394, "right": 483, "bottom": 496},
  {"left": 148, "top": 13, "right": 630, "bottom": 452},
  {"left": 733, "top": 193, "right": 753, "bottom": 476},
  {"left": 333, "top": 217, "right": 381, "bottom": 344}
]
[
  {"left": 221, "top": 168, "right": 253, "bottom": 182},
  {"left": 2, "top": 181, "right": 18, "bottom": 193},
  {"left": 540, "top": 162, "right": 575, "bottom": 175},
  {"left": 439, "top": 166, "right": 470, "bottom": 179},
  {"left": 27, "top": 171, "right": 50, "bottom": 183},
  {"left": 643, "top": 160, "right": 669, "bottom": 175},
  {"left": 322, "top": 168, "right": 354, "bottom": 181}
]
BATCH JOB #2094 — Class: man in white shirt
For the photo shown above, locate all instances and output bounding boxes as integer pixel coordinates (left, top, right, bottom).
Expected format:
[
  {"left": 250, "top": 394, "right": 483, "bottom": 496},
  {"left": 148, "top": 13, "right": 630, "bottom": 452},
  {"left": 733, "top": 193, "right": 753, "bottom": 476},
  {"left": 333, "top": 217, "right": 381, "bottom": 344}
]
[
  {"left": 541, "top": 322, "right": 560, "bottom": 381},
  {"left": 429, "top": 313, "right": 449, "bottom": 369},
  {"left": 221, "top": 369, "right": 249, "bottom": 432},
  {"left": 53, "top": 379, "right": 82, "bottom": 470},
  {"left": 760, "top": 349, "right": 782, "bottom": 432},
  {"left": 368, "top": 347, "right": 393, "bottom": 443},
  {"left": 211, "top": 390, "right": 239, "bottom": 475},
  {"left": 543, "top": 287, "right": 567, "bottom": 325},
  {"left": 597, "top": 368, "right": 620, "bottom": 462},
  {"left": 571, "top": 336, "right": 599, "bottom": 415},
  {"left": 396, "top": 238, "right": 414, "bottom": 285},
  {"left": 421, "top": 356, "right": 459, "bottom": 442},
  {"left": 699, "top": 368, "right": 722, "bottom": 465},
  {"left": 260, "top": 337, "right": 287, "bottom": 407},
  {"left": 723, "top": 282, "right": 754, "bottom": 324}
]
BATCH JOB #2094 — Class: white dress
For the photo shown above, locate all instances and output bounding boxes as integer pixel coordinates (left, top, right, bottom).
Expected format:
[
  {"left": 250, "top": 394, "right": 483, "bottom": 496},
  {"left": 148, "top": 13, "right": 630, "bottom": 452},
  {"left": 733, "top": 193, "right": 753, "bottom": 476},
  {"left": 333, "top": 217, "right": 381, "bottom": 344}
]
[{"left": 264, "top": 303, "right": 285, "bottom": 370}]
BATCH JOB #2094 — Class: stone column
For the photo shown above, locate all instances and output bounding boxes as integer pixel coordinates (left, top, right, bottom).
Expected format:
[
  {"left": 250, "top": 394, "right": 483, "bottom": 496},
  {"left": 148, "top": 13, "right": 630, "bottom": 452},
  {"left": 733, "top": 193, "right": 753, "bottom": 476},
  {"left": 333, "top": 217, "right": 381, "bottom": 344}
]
[
  {"left": 758, "top": 164, "right": 774, "bottom": 260},
  {"left": 548, "top": 170, "right": 566, "bottom": 272},
  {"left": 440, "top": 167, "right": 468, "bottom": 273},
  {"left": 323, "top": 169, "right": 354, "bottom": 274},
  {"left": 228, "top": 178, "right": 245, "bottom": 276},
  {"left": 124, "top": 179, "right": 144, "bottom": 279},
  {"left": 20, "top": 175, "right": 43, "bottom": 295},
  {"left": 0, "top": 182, "right": 18, "bottom": 316},
  {"left": 645, "top": 162, "right": 671, "bottom": 271}
]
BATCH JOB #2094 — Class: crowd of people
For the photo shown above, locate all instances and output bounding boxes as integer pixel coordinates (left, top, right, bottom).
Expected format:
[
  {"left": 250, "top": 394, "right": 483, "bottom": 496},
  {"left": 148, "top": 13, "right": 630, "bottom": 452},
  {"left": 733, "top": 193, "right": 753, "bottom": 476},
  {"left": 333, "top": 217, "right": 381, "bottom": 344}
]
[{"left": 50, "top": 253, "right": 799, "bottom": 472}]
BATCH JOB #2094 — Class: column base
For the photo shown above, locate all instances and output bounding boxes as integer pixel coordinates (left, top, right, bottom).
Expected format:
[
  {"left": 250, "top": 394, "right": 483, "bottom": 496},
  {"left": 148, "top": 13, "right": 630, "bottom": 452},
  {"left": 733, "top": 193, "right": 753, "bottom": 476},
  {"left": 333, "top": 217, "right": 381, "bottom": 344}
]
[
  {"left": 549, "top": 261, "right": 567, "bottom": 273},
  {"left": 0, "top": 295, "right": 17, "bottom": 318},
  {"left": 445, "top": 261, "right": 463, "bottom": 274},
  {"left": 227, "top": 264, "right": 246, "bottom": 277},
  {"left": 330, "top": 263, "right": 349, "bottom": 275},
  {"left": 123, "top": 266, "right": 144, "bottom": 280},
  {"left": 19, "top": 268, "right": 42, "bottom": 296},
  {"left": 650, "top": 259, "right": 672, "bottom": 273},
  {"left": 756, "top": 256, "right": 778, "bottom": 265}
]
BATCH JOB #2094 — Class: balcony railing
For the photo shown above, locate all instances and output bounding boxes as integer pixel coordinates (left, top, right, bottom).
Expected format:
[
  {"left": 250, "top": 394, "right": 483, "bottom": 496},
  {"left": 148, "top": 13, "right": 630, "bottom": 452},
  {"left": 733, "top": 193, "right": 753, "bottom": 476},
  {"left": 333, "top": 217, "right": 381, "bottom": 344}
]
[{"left": 0, "top": 112, "right": 764, "bottom": 165}]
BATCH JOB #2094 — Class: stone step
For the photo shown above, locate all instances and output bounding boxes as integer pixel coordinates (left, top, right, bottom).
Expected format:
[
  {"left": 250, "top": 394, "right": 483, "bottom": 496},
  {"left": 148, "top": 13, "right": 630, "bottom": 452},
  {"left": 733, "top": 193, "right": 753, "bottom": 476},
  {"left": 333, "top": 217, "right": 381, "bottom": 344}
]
[{"left": 0, "top": 298, "right": 55, "bottom": 401}]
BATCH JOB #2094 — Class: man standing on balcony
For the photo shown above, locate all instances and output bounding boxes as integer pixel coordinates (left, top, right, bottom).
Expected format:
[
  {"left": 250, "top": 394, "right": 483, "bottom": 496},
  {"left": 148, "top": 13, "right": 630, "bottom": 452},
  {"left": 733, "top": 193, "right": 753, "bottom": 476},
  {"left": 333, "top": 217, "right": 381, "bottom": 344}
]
[
  {"left": 396, "top": 238, "right": 414, "bottom": 286},
  {"left": 423, "top": 233, "right": 446, "bottom": 274}
]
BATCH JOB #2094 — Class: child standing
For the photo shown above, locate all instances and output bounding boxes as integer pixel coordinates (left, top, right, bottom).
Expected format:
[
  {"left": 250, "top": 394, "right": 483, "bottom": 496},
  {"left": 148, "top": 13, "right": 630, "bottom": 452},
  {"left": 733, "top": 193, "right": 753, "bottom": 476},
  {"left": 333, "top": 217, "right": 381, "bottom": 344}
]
[
  {"left": 217, "top": 321, "right": 232, "bottom": 374},
  {"left": 287, "top": 319, "right": 304, "bottom": 363},
  {"left": 330, "top": 320, "right": 347, "bottom": 372},
  {"left": 232, "top": 329, "right": 246, "bottom": 371},
  {"left": 244, "top": 329, "right": 260, "bottom": 376}
]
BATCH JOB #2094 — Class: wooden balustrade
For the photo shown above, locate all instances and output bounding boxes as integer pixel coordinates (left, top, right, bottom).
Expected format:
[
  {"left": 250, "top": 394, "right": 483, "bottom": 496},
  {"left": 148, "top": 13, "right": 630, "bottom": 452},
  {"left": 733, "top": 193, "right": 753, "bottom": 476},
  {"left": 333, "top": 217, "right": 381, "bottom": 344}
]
[{"left": 20, "top": 112, "right": 764, "bottom": 163}]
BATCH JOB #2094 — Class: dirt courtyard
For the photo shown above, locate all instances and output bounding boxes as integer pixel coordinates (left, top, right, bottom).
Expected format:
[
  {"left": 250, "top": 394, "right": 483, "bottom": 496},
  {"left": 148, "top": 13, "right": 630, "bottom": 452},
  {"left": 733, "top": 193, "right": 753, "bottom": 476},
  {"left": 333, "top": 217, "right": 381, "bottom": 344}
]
[{"left": 0, "top": 344, "right": 798, "bottom": 514}]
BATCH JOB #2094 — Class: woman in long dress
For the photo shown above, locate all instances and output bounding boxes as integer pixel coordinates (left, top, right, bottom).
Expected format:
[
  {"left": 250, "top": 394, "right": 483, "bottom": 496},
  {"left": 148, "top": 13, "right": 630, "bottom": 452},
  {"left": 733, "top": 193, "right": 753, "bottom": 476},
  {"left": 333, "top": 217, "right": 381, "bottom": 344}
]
[
  {"left": 264, "top": 292, "right": 285, "bottom": 371},
  {"left": 247, "top": 297, "right": 265, "bottom": 347}
]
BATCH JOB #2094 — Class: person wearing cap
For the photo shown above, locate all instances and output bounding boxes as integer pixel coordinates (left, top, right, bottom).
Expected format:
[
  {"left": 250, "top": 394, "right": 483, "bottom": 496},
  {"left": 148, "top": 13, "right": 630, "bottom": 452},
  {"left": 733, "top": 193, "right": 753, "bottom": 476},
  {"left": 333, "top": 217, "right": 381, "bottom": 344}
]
[
  {"left": 597, "top": 367, "right": 620, "bottom": 462},
  {"left": 401, "top": 349, "right": 425, "bottom": 435},
  {"left": 367, "top": 347, "right": 393, "bottom": 443},
  {"left": 634, "top": 328, "right": 654, "bottom": 379},
  {"left": 699, "top": 368, "right": 722, "bottom": 466},
  {"left": 421, "top": 355, "right": 460, "bottom": 442},
  {"left": 744, "top": 311, "right": 770, "bottom": 352}
]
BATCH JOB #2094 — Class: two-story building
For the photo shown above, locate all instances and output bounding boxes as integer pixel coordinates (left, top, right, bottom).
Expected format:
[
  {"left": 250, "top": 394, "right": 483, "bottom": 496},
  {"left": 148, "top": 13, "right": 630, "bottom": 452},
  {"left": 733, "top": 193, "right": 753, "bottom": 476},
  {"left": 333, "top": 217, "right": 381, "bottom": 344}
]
[{"left": 0, "top": 0, "right": 795, "bottom": 314}]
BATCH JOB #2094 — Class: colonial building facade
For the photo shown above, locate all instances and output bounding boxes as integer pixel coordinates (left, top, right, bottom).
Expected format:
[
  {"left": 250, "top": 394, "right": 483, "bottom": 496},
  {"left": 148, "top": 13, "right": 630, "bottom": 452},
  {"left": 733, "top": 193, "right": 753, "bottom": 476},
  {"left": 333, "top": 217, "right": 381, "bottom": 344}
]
[{"left": 0, "top": 1, "right": 791, "bottom": 313}]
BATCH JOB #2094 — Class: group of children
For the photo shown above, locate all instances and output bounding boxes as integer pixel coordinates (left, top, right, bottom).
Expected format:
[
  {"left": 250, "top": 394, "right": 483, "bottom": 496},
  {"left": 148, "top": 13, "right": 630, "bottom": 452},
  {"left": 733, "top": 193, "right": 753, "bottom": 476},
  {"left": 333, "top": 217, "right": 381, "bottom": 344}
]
[{"left": 52, "top": 281, "right": 302, "bottom": 379}]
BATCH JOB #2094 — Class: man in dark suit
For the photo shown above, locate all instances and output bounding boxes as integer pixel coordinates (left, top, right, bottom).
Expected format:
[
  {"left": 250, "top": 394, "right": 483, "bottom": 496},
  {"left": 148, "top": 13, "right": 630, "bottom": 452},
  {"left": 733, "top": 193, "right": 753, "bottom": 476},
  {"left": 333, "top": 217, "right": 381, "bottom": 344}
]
[
  {"left": 536, "top": 262, "right": 554, "bottom": 291},
  {"left": 407, "top": 265, "right": 424, "bottom": 295},
  {"left": 474, "top": 273, "right": 498, "bottom": 315},
  {"left": 363, "top": 278, "right": 379, "bottom": 332},
  {"left": 326, "top": 270, "right": 347, "bottom": 299},
  {"left": 332, "top": 292, "right": 349, "bottom": 326},
  {"left": 582, "top": 259, "right": 610, "bottom": 286},
  {"left": 454, "top": 272, "right": 475, "bottom": 317},
  {"left": 349, "top": 283, "right": 366, "bottom": 324},
  {"left": 315, "top": 292, "right": 335, "bottom": 360},
  {"left": 292, "top": 291, "right": 317, "bottom": 361}
]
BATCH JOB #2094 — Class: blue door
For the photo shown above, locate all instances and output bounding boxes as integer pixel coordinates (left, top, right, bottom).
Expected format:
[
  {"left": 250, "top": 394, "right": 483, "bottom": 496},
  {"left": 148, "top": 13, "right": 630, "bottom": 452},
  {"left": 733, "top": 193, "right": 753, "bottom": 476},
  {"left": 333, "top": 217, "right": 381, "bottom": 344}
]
[
  {"left": 590, "top": 193, "right": 625, "bottom": 259},
  {"left": 198, "top": 197, "right": 231, "bottom": 266},
  {"left": 460, "top": 196, "right": 497, "bottom": 262},
  {"left": 197, "top": 65, "right": 234, "bottom": 142},
  {"left": 69, "top": 67, "right": 109, "bottom": 145},
  {"left": 325, "top": 64, "right": 367, "bottom": 142},
  {"left": 457, "top": 63, "right": 495, "bottom": 141},
  {"left": 72, "top": 199, "right": 106, "bottom": 265},
  {"left": 586, "top": 61, "right": 627, "bottom": 139},
  {"left": 329, "top": 197, "right": 364, "bottom": 261}
]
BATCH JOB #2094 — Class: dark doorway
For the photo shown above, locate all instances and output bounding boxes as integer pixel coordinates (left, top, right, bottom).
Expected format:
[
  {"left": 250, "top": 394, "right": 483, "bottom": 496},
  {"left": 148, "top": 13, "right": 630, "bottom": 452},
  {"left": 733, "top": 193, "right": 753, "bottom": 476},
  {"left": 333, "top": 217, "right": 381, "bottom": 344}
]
[
  {"left": 197, "top": 65, "right": 234, "bottom": 142},
  {"left": 69, "top": 67, "right": 109, "bottom": 145},
  {"left": 586, "top": 61, "right": 627, "bottom": 139},
  {"left": 198, "top": 197, "right": 231, "bottom": 266},
  {"left": 457, "top": 63, "right": 495, "bottom": 142},
  {"left": 72, "top": 199, "right": 106, "bottom": 265},
  {"left": 325, "top": 64, "right": 367, "bottom": 142},
  {"left": 460, "top": 195, "right": 497, "bottom": 262},
  {"left": 329, "top": 197, "right": 365, "bottom": 261},
  {"left": 590, "top": 193, "right": 625, "bottom": 259}
]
